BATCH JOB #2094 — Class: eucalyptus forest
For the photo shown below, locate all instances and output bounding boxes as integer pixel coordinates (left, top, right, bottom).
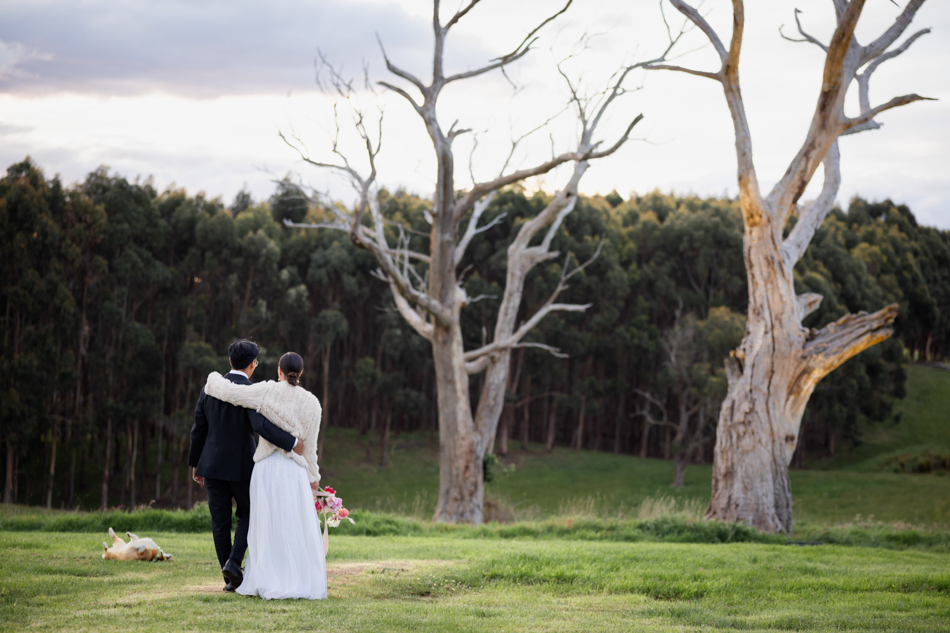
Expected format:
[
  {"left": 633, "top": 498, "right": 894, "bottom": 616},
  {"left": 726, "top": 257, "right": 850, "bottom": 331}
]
[{"left": 2, "top": 157, "right": 947, "bottom": 514}]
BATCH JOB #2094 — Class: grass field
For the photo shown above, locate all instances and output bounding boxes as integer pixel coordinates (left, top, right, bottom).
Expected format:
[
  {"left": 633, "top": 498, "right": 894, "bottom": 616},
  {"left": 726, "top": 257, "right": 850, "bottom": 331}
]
[
  {"left": 2, "top": 365, "right": 947, "bottom": 631},
  {"left": 1, "top": 532, "right": 948, "bottom": 632}
]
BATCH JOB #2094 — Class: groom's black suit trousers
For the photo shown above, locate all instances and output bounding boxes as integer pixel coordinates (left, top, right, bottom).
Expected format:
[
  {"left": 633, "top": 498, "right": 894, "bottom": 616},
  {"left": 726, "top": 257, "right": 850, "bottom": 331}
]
[
  {"left": 204, "top": 477, "right": 251, "bottom": 571},
  {"left": 189, "top": 371, "right": 297, "bottom": 571}
]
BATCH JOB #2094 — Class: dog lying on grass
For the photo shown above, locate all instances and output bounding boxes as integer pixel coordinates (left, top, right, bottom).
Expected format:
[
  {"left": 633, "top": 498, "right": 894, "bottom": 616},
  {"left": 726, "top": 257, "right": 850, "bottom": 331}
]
[{"left": 102, "top": 528, "right": 173, "bottom": 562}]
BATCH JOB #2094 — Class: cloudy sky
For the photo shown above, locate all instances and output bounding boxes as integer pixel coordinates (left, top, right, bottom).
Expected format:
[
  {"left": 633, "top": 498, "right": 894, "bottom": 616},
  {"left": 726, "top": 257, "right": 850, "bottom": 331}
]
[{"left": 1, "top": 0, "right": 947, "bottom": 228}]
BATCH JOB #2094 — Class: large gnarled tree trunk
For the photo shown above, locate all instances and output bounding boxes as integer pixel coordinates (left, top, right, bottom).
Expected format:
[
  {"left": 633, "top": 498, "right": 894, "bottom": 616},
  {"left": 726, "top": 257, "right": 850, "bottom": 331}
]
[{"left": 650, "top": 0, "right": 931, "bottom": 532}]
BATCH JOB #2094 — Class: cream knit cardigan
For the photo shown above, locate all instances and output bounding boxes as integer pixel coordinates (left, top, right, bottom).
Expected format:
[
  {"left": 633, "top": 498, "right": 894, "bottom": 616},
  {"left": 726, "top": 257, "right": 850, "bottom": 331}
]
[{"left": 204, "top": 372, "right": 322, "bottom": 483}]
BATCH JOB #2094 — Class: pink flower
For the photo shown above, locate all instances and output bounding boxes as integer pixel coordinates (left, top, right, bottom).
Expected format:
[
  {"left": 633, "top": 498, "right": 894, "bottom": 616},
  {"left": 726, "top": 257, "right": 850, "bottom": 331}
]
[
  {"left": 324, "top": 487, "right": 336, "bottom": 495},
  {"left": 338, "top": 508, "right": 349, "bottom": 518}
]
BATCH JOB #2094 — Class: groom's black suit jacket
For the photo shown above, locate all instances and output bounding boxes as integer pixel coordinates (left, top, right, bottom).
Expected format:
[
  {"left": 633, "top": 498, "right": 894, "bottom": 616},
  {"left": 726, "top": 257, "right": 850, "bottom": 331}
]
[{"left": 189, "top": 372, "right": 296, "bottom": 482}]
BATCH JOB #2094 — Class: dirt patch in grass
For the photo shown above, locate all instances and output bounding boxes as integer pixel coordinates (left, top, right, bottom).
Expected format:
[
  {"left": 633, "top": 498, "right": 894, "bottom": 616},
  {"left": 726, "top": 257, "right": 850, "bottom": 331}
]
[{"left": 328, "top": 559, "right": 458, "bottom": 586}]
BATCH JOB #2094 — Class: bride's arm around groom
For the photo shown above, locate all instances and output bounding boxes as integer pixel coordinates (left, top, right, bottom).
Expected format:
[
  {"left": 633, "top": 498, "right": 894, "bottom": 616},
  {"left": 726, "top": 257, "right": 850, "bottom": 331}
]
[{"left": 204, "top": 370, "right": 322, "bottom": 485}]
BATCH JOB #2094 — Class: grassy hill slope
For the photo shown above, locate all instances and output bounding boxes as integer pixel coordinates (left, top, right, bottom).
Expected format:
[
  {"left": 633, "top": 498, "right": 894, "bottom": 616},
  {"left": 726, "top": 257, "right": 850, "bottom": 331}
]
[
  {"left": 831, "top": 364, "right": 950, "bottom": 470},
  {"left": 320, "top": 365, "right": 950, "bottom": 525}
]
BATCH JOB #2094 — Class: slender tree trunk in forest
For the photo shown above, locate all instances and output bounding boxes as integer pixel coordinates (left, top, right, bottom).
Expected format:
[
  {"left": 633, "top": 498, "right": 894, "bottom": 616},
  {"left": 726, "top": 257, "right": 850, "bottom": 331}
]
[
  {"left": 319, "top": 344, "right": 331, "bottom": 462},
  {"left": 68, "top": 446, "right": 76, "bottom": 509},
  {"left": 238, "top": 264, "right": 255, "bottom": 331},
  {"left": 366, "top": 399, "right": 378, "bottom": 463},
  {"left": 4, "top": 441, "right": 13, "bottom": 504},
  {"left": 614, "top": 393, "right": 625, "bottom": 454},
  {"left": 546, "top": 398, "right": 558, "bottom": 453},
  {"left": 575, "top": 395, "right": 587, "bottom": 452},
  {"left": 46, "top": 419, "right": 59, "bottom": 509},
  {"left": 379, "top": 399, "right": 393, "bottom": 468},
  {"left": 651, "top": 0, "right": 929, "bottom": 532},
  {"left": 498, "top": 411, "right": 509, "bottom": 457},
  {"left": 639, "top": 417, "right": 650, "bottom": 459},
  {"left": 155, "top": 422, "right": 163, "bottom": 502},
  {"left": 521, "top": 372, "right": 531, "bottom": 451},
  {"left": 100, "top": 417, "right": 113, "bottom": 509},
  {"left": 127, "top": 421, "right": 138, "bottom": 509}
]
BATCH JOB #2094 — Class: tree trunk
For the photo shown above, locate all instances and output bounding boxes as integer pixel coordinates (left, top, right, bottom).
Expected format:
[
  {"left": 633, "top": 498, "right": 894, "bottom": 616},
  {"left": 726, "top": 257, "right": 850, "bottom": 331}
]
[
  {"left": 100, "top": 417, "right": 113, "bottom": 510},
  {"left": 3, "top": 441, "right": 13, "bottom": 504},
  {"left": 520, "top": 372, "right": 531, "bottom": 451},
  {"left": 497, "top": 411, "right": 509, "bottom": 457},
  {"left": 155, "top": 422, "right": 163, "bottom": 502},
  {"left": 46, "top": 419, "right": 59, "bottom": 509},
  {"left": 706, "top": 221, "right": 897, "bottom": 533},
  {"left": 67, "top": 445, "right": 76, "bottom": 509},
  {"left": 379, "top": 399, "right": 392, "bottom": 468},
  {"left": 432, "top": 321, "right": 484, "bottom": 524},
  {"left": 672, "top": 455, "right": 687, "bottom": 488},
  {"left": 319, "top": 344, "right": 330, "bottom": 462},
  {"left": 127, "top": 421, "right": 138, "bottom": 509},
  {"left": 545, "top": 396, "right": 558, "bottom": 453},
  {"left": 639, "top": 417, "right": 650, "bottom": 459},
  {"left": 614, "top": 393, "right": 625, "bottom": 454},
  {"left": 575, "top": 395, "right": 587, "bottom": 451},
  {"left": 366, "top": 397, "right": 378, "bottom": 463}
]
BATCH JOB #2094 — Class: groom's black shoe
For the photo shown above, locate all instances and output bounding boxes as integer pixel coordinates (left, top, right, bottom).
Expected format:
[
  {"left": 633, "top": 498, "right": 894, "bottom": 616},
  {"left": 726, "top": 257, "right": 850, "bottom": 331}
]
[
  {"left": 222, "top": 560, "right": 244, "bottom": 589},
  {"left": 223, "top": 581, "right": 235, "bottom": 593}
]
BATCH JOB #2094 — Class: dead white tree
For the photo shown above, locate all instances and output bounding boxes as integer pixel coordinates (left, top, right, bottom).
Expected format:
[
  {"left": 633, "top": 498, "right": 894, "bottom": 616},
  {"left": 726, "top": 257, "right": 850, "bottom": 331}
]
[
  {"left": 285, "top": 0, "right": 682, "bottom": 523},
  {"left": 634, "top": 314, "right": 709, "bottom": 488},
  {"left": 646, "top": 0, "right": 933, "bottom": 532}
]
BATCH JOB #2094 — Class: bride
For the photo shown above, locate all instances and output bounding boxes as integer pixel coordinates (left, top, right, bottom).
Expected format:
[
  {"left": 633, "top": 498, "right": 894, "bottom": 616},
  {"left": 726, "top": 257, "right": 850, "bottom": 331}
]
[{"left": 203, "top": 351, "right": 326, "bottom": 600}]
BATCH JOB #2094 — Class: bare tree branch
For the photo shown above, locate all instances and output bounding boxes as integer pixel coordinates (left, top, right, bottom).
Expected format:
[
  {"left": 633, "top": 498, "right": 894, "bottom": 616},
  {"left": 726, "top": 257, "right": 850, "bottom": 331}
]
[
  {"left": 852, "top": 28, "right": 930, "bottom": 127},
  {"left": 781, "top": 141, "right": 840, "bottom": 267},
  {"left": 376, "top": 33, "right": 427, "bottom": 96},
  {"left": 779, "top": 9, "right": 828, "bottom": 52},
  {"left": 843, "top": 93, "right": 935, "bottom": 133},
  {"left": 861, "top": 0, "right": 926, "bottom": 63},
  {"left": 640, "top": 63, "right": 720, "bottom": 80}
]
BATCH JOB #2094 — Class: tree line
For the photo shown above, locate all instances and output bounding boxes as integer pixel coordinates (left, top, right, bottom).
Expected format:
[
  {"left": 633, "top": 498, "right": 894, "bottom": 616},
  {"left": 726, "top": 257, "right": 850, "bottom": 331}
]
[{"left": 2, "top": 157, "right": 948, "bottom": 510}]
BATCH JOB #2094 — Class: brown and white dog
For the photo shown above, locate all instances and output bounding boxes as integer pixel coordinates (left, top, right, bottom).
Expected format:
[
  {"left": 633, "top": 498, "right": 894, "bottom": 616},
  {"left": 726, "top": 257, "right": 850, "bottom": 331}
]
[{"left": 102, "top": 528, "right": 173, "bottom": 562}]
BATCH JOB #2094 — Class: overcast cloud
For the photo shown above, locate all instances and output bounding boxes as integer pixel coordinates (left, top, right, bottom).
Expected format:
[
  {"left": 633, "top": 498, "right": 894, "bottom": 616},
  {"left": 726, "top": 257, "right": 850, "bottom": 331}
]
[
  {"left": 1, "top": 0, "right": 947, "bottom": 228},
  {"left": 0, "top": 0, "right": 484, "bottom": 96}
]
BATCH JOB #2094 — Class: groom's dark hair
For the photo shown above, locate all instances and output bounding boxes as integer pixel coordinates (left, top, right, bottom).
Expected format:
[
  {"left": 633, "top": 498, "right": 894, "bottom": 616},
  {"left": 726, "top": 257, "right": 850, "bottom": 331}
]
[{"left": 228, "top": 339, "right": 259, "bottom": 370}]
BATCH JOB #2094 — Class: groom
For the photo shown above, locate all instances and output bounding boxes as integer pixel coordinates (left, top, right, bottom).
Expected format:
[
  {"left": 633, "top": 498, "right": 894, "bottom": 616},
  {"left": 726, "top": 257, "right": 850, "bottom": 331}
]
[{"left": 189, "top": 339, "right": 304, "bottom": 592}]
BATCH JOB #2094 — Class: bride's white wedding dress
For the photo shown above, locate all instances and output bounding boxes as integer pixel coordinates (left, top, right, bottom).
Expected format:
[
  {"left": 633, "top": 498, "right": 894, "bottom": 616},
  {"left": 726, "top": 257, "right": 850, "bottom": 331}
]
[{"left": 204, "top": 372, "right": 327, "bottom": 600}]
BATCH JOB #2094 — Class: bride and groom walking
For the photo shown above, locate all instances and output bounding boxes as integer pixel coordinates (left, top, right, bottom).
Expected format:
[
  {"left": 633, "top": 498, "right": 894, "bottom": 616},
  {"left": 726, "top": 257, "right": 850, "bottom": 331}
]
[{"left": 188, "top": 339, "right": 327, "bottom": 600}]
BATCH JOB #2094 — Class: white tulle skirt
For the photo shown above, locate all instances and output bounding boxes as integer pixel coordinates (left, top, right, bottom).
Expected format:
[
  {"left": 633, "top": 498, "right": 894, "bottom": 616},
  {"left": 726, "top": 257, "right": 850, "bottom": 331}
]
[{"left": 237, "top": 452, "right": 327, "bottom": 600}]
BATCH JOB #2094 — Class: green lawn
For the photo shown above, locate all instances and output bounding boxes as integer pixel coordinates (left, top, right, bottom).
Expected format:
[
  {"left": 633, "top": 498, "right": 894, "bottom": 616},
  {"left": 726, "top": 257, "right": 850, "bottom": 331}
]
[
  {"left": 1, "top": 531, "right": 947, "bottom": 632},
  {"left": 320, "top": 433, "right": 950, "bottom": 526}
]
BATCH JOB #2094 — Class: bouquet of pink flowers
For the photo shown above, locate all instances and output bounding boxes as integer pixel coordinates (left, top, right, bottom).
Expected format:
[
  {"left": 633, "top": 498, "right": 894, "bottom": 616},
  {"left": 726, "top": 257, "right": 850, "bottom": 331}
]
[{"left": 314, "top": 486, "right": 354, "bottom": 554}]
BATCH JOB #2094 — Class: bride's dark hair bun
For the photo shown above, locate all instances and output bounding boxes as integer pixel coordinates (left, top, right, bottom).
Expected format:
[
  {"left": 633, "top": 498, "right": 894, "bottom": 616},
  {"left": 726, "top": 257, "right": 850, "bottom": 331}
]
[{"left": 279, "top": 352, "right": 304, "bottom": 387}]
